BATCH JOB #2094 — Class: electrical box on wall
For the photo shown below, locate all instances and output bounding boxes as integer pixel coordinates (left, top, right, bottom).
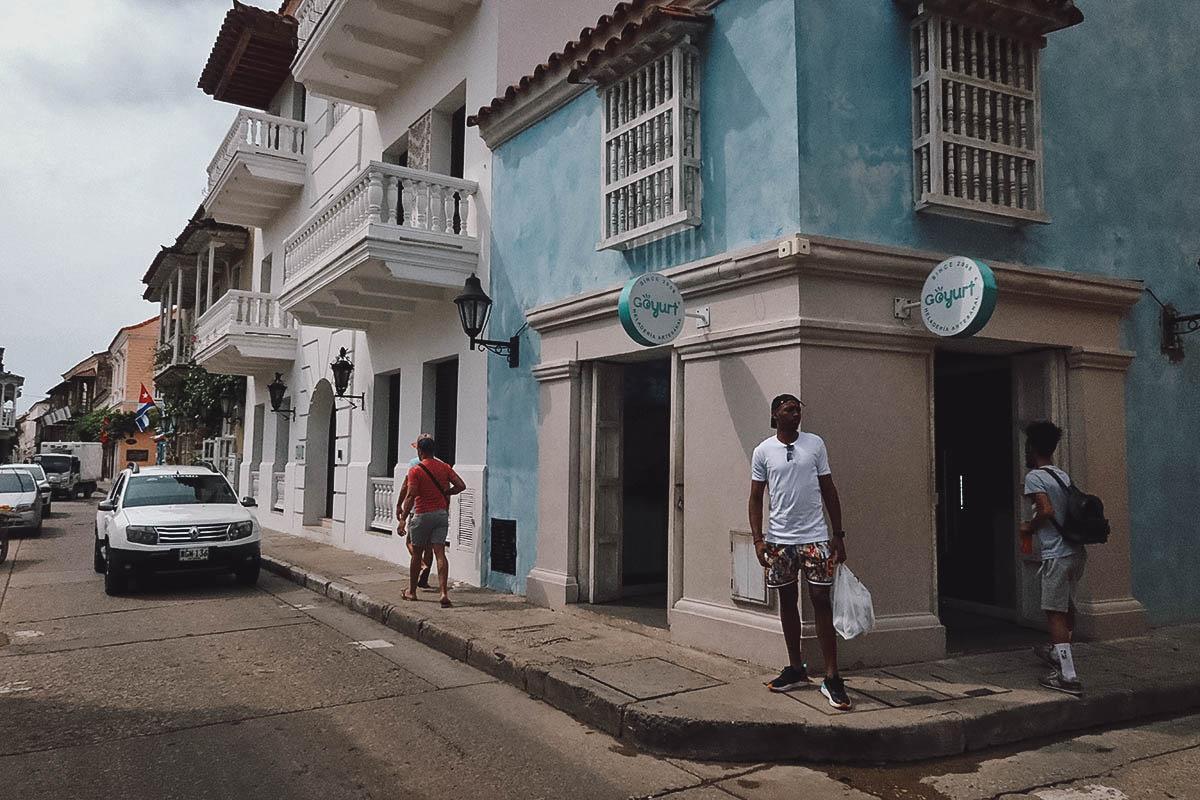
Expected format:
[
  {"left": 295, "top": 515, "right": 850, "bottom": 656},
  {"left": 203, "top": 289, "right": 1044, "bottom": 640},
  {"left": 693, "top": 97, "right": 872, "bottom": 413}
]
[{"left": 730, "top": 530, "right": 770, "bottom": 606}]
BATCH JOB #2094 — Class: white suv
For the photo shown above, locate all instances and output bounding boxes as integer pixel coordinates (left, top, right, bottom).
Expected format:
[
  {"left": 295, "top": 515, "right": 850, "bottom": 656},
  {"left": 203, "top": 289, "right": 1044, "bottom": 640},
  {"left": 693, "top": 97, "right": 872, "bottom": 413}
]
[{"left": 94, "top": 465, "right": 261, "bottom": 596}]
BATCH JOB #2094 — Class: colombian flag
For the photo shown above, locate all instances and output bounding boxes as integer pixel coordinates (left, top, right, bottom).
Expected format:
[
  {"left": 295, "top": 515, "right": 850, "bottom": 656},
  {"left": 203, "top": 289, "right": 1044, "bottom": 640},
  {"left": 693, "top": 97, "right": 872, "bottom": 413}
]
[{"left": 135, "top": 384, "right": 156, "bottom": 432}]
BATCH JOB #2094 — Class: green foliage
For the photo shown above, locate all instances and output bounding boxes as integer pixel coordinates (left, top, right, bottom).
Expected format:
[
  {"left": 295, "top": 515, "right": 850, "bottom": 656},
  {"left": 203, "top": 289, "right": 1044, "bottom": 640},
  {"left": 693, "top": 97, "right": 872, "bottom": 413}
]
[
  {"left": 158, "top": 368, "right": 244, "bottom": 437},
  {"left": 69, "top": 407, "right": 149, "bottom": 441}
]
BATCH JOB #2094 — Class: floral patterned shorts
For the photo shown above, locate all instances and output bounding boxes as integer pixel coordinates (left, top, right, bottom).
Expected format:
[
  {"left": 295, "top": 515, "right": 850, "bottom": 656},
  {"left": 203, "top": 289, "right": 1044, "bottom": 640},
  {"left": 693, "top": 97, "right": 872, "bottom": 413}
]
[{"left": 764, "top": 541, "right": 836, "bottom": 588}]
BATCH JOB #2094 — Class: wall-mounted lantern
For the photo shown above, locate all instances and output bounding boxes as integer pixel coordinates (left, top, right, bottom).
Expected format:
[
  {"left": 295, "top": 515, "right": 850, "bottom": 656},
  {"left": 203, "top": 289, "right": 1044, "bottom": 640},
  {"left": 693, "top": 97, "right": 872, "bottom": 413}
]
[
  {"left": 219, "top": 385, "right": 242, "bottom": 425},
  {"left": 330, "top": 347, "right": 366, "bottom": 408},
  {"left": 1148, "top": 268, "right": 1200, "bottom": 363},
  {"left": 267, "top": 373, "right": 296, "bottom": 420},
  {"left": 454, "top": 273, "right": 521, "bottom": 368}
]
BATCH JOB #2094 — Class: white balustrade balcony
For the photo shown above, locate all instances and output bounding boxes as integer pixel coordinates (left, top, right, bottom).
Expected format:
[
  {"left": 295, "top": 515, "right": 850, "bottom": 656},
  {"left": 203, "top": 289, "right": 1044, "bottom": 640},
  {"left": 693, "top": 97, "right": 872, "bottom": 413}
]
[
  {"left": 370, "top": 477, "right": 394, "bottom": 532},
  {"left": 280, "top": 162, "right": 479, "bottom": 328},
  {"left": 204, "top": 110, "right": 307, "bottom": 228},
  {"left": 272, "top": 471, "right": 285, "bottom": 511},
  {"left": 292, "top": 0, "right": 479, "bottom": 108},
  {"left": 0, "top": 408, "right": 14, "bottom": 430},
  {"left": 193, "top": 290, "right": 298, "bottom": 377}
]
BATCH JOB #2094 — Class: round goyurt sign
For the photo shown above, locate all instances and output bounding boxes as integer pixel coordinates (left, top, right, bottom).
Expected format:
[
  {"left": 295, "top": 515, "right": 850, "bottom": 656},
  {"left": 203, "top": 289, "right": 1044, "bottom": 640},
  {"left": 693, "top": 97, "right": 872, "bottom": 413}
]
[
  {"left": 920, "top": 256, "right": 998, "bottom": 338},
  {"left": 618, "top": 273, "right": 685, "bottom": 346}
]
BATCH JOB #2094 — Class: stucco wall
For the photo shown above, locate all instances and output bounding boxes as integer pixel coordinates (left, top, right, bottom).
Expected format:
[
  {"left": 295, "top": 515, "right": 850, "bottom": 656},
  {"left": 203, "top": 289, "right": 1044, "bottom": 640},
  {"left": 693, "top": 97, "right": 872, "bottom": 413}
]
[
  {"left": 790, "top": 1, "right": 1200, "bottom": 621},
  {"left": 486, "top": 0, "right": 803, "bottom": 592}
]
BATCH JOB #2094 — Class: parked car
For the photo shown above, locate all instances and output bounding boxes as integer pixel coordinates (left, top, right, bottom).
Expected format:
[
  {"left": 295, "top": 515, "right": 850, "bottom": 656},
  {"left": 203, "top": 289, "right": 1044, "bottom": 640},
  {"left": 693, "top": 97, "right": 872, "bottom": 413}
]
[
  {"left": 94, "top": 465, "right": 261, "bottom": 596},
  {"left": 2, "top": 463, "right": 52, "bottom": 515},
  {"left": 0, "top": 468, "right": 43, "bottom": 534}
]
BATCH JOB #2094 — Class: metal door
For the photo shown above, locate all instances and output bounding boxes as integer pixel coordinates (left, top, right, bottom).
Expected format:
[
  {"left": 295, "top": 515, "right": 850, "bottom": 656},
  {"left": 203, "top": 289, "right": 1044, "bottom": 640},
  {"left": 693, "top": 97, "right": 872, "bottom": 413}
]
[{"left": 588, "top": 363, "right": 624, "bottom": 603}]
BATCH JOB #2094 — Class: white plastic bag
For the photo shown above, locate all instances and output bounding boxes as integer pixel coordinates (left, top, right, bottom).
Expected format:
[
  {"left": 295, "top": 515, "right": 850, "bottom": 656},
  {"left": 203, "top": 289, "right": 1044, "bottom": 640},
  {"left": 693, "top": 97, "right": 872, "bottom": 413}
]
[{"left": 832, "top": 564, "right": 875, "bottom": 640}]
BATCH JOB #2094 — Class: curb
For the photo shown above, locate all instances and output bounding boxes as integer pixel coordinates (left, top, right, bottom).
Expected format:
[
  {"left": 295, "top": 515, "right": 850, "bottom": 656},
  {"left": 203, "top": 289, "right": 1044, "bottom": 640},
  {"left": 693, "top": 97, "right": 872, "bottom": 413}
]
[{"left": 262, "top": 554, "right": 1200, "bottom": 763}]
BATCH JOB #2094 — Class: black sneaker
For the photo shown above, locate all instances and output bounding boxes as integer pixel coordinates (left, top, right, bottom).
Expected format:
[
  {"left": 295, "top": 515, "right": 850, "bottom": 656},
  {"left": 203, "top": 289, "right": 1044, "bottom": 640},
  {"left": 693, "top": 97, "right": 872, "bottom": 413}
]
[
  {"left": 765, "top": 665, "right": 810, "bottom": 693},
  {"left": 820, "top": 676, "right": 852, "bottom": 709},
  {"left": 1033, "top": 644, "right": 1060, "bottom": 669},
  {"left": 1039, "top": 670, "right": 1082, "bottom": 696}
]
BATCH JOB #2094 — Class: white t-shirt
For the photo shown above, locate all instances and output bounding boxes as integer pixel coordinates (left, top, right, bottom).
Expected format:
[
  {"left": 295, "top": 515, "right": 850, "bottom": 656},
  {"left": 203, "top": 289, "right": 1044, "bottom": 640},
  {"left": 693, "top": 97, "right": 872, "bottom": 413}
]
[{"left": 750, "top": 432, "right": 831, "bottom": 545}]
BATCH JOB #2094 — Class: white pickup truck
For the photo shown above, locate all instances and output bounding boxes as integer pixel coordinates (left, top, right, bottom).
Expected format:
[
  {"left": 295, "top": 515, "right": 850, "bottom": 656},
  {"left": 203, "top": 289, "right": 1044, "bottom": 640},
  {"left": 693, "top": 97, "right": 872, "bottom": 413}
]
[{"left": 37, "top": 441, "right": 104, "bottom": 498}]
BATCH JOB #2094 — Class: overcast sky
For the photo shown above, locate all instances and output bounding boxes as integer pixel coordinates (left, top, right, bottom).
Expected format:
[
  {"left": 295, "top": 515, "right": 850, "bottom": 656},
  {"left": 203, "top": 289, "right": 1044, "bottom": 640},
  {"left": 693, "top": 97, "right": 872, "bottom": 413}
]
[{"left": 0, "top": 0, "right": 238, "bottom": 413}]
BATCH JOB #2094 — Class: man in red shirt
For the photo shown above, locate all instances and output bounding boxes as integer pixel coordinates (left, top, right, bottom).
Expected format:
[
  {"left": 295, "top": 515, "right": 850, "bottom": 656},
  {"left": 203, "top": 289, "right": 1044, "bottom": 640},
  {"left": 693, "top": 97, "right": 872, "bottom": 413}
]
[{"left": 398, "top": 437, "right": 465, "bottom": 607}]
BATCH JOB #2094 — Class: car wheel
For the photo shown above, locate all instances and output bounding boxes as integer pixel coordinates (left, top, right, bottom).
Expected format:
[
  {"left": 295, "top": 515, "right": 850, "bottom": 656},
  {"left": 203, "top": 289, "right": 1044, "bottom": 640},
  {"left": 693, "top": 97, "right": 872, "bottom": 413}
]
[
  {"left": 0, "top": 527, "right": 8, "bottom": 565},
  {"left": 93, "top": 534, "right": 105, "bottom": 573},
  {"left": 234, "top": 556, "right": 260, "bottom": 586},
  {"left": 104, "top": 548, "right": 127, "bottom": 596}
]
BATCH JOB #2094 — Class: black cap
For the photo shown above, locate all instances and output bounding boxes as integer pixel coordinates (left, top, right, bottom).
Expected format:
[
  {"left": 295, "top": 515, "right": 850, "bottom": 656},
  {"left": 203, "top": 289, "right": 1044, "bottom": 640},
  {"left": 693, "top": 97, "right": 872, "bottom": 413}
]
[{"left": 770, "top": 394, "right": 803, "bottom": 428}]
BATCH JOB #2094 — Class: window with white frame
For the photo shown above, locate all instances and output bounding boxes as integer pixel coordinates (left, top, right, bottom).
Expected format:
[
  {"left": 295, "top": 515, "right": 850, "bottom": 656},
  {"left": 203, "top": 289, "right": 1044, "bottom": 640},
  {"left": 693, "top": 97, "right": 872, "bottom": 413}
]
[
  {"left": 599, "top": 40, "right": 701, "bottom": 250},
  {"left": 910, "top": 13, "right": 1048, "bottom": 225}
]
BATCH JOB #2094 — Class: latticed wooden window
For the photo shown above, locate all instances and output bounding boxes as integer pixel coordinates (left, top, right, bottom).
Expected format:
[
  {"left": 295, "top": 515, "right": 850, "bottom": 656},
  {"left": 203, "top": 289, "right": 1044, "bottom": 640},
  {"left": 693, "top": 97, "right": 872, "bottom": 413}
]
[
  {"left": 911, "top": 13, "right": 1048, "bottom": 225},
  {"left": 599, "top": 41, "right": 701, "bottom": 250}
]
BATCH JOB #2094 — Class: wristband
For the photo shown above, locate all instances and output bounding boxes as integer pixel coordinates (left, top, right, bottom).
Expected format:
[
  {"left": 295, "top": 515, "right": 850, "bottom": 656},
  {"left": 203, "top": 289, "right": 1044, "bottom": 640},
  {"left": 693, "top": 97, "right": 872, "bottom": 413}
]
[{"left": 832, "top": 530, "right": 846, "bottom": 538}]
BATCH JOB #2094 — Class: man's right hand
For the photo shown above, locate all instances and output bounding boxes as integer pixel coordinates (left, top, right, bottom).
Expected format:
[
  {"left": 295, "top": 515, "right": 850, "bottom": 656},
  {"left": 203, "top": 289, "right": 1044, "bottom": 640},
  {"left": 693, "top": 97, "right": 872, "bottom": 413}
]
[{"left": 754, "top": 539, "right": 769, "bottom": 569}]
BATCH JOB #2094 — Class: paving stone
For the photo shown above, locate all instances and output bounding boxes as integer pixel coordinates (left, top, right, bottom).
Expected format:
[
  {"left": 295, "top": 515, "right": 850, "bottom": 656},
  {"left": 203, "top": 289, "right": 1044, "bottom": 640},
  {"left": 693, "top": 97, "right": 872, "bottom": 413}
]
[{"left": 580, "top": 657, "right": 724, "bottom": 700}]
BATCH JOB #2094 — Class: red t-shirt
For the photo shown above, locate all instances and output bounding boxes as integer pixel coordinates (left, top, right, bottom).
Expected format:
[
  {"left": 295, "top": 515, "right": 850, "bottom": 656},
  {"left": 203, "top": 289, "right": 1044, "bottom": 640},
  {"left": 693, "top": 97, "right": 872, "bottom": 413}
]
[{"left": 407, "top": 458, "right": 460, "bottom": 514}]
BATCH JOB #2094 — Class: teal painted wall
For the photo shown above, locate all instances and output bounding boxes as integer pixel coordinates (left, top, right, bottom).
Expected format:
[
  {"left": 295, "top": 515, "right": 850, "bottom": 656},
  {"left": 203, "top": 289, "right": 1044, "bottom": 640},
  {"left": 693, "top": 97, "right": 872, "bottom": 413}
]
[
  {"left": 483, "top": 0, "right": 801, "bottom": 592},
  {"left": 485, "top": 0, "right": 1200, "bottom": 621},
  {"left": 791, "top": 1, "right": 1200, "bottom": 621}
]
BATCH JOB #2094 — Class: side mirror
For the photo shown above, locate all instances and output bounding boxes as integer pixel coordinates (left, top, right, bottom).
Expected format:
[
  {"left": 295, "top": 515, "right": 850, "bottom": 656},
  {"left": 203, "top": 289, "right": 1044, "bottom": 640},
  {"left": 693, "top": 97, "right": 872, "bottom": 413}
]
[
  {"left": 241, "top": 497, "right": 258, "bottom": 508},
  {"left": 97, "top": 500, "right": 116, "bottom": 512}
]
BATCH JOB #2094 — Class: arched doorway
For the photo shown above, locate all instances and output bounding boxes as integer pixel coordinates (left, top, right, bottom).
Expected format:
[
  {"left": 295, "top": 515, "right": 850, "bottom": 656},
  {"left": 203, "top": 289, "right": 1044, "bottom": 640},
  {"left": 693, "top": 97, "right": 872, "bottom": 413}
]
[{"left": 303, "top": 379, "right": 335, "bottom": 525}]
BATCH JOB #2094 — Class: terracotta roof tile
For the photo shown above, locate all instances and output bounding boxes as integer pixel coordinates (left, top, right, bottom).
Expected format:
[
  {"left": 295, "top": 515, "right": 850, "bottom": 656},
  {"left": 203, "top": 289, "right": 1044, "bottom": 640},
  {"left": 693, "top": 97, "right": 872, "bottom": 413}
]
[
  {"left": 198, "top": 1, "right": 298, "bottom": 111},
  {"left": 468, "top": 1, "right": 706, "bottom": 130}
]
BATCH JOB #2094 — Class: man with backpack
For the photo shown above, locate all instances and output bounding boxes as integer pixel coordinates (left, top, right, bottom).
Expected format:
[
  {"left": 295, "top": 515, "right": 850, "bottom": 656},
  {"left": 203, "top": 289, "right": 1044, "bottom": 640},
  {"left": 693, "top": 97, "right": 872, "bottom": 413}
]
[{"left": 1020, "top": 420, "right": 1088, "bottom": 696}]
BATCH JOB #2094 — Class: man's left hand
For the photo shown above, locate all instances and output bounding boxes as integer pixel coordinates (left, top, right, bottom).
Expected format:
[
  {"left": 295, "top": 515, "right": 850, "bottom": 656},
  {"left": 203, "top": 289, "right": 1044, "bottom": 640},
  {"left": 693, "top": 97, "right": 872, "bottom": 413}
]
[{"left": 831, "top": 536, "right": 847, "bottom": 565}]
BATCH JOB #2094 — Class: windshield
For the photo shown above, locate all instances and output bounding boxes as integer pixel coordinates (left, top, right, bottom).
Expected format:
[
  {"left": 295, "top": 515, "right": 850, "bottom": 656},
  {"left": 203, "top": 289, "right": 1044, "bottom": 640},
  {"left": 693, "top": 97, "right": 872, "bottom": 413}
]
[
  {"left": 0, "top": 472, "right": 35, "bottom": 493},
  {"left": 7, "top": 465, "right": 45, "bottom": 481},
  {"left": 122, "top": 474, "right": 238, "bottom": 508},
  {"left": 36, "top": 455, "right": 72, "bottom": 474}
]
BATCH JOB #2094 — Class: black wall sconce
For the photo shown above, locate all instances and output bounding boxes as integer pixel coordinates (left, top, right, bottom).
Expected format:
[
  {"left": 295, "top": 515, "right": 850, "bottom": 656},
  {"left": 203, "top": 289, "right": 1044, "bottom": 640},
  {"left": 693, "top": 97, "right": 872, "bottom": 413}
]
[
  {"left": 330, "top": 347, "right": 366, "bottom": 408},
  {"left": 267, "top": 373, "right": 296, "bottom": 420},
  {"left": 454, "top": 273, "right": 522, "bottom": 368},
  {"left": 219, "top": 386, "right": 242, "bottom": 425},
  {"left": 1148, "top": 273, "right": 1200, "bottom": 363}
]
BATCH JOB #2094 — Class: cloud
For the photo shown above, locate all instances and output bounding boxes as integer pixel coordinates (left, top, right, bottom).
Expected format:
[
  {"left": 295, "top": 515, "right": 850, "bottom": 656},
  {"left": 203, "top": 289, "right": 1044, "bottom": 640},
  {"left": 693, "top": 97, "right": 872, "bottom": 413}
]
[{"left": 0, "top": 0, "right": 242, "bottom": 412}]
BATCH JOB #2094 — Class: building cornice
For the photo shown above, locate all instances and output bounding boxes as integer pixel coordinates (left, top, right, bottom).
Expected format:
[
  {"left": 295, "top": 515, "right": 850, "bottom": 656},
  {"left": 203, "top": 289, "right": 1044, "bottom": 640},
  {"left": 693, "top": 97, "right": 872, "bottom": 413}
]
[{"left": 525, "top": 233, "right": 1146, "bottom": 336}]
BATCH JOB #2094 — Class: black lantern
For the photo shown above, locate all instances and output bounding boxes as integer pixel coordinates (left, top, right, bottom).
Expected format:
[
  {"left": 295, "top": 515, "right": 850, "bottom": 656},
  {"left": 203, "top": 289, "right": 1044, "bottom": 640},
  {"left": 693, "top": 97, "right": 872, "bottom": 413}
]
[
  {"left": 329, "top": 347, "right": 366, "bottom": 408},
  {"left": 267, "top": 373, "right": 296, "bottom": 419},
  {"left": 454, "top": 274, "right": 521, "bottom": 368},
  {"left": 219, "top": 385, "right": 240, "bottom": 424}
]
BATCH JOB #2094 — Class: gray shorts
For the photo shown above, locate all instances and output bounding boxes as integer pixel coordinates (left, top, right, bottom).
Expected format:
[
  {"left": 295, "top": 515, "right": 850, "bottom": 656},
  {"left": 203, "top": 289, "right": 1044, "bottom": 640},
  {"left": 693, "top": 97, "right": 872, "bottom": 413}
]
[
  {"left": 409, "top": 509, "right": 449, "bottom": 547},
  {"left": 1040, "top": 551, "right": 1087, "bottom": 613}
]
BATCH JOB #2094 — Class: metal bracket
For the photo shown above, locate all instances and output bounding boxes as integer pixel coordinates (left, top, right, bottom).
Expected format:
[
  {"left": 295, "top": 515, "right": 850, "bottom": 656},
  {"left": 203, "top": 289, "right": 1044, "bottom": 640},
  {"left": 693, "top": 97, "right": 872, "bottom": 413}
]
[
  {"left": 777, "top": 234, "right": 811, "bottom": 259},
  {"left": 894, "top": 297, "right": 921, "bottom": 320},
  {"left": 685, "top": 306, "right": 710, "bottom": 329}
]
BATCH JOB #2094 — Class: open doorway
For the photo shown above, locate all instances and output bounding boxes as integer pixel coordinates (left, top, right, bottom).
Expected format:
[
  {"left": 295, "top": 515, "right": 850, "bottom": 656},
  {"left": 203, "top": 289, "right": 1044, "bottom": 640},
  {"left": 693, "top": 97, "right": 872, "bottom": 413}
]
[
  {"left": 934, "top": 352, "right": 1036, "bottom": 653},
  {"left": 583, "top": 358, "right": 671, "bottom": 628}
]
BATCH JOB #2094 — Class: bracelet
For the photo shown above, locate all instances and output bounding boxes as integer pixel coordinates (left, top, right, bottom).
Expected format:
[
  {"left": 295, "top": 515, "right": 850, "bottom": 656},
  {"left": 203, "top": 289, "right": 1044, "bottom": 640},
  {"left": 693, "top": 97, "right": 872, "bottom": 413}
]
[{"left": 832, "top": 530, "right": 846, "bottom": 538}]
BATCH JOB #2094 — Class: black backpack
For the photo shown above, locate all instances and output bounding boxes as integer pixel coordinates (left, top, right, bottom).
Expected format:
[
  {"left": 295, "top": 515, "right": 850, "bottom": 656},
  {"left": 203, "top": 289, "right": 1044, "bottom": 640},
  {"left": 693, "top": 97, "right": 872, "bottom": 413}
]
[{"left": 1036, "top": 467, "right": 1110, "bottom": 545}]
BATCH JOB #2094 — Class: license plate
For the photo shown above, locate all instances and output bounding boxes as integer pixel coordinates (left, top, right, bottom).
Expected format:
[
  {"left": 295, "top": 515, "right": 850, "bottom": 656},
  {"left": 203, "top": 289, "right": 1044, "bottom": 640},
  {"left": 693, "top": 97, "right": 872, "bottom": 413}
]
[{"left": 178, "top": 547, "right": 209, "bottom": 562}]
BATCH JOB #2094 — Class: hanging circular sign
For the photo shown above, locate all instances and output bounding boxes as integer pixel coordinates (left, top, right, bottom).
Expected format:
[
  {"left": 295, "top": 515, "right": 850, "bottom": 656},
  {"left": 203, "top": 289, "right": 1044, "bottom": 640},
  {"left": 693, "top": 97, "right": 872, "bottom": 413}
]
[
  {"left": 920, "top": 256, "right": 998, "bottom": 338},
  {"left": 618, "top": 273, "right": 685, "bottom": 346}
]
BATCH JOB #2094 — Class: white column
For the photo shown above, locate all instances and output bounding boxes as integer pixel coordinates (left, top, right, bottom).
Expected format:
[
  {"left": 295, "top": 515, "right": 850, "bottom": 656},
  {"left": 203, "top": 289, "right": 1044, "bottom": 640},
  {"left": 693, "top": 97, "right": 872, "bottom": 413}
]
[
  {"left": 206, "top": 242, "right": 216, "bottom": 311},
  {"left": 194, "top": 252, "right": 203, "bottom": 318},
  {"left": 158, "top": 293, "right": 167, "bottom": 346},
  {"left": 174, "top": 267, "right": 184, "bottom": 361}
]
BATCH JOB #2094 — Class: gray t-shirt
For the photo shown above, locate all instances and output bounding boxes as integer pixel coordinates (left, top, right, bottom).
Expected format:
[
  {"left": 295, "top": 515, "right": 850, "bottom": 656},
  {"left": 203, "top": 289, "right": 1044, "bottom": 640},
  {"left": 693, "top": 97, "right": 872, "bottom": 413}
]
[{"left": 1023, "top": 466, "right": 1084, "bottom": 560}]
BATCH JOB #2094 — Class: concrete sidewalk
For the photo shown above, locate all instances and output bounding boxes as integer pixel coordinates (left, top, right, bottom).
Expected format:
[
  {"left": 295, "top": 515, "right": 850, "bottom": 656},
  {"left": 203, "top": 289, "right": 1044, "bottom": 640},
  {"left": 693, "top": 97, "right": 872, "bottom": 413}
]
[{"left": 260, "top": 529, "right": 1200, "bottom": 763}]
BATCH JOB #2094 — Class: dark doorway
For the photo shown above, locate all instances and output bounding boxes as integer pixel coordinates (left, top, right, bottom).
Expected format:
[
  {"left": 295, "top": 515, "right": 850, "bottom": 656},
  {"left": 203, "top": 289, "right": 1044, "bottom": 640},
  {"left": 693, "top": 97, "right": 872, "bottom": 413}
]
[
  {"left": 434, "top": 359, "right": 458, "bottom": 465},
  {"left": 934, "top": 352, "right": 1020, "bottom": 649},
  {"left": 325, "top": 405, "right": 336, "bottom": 518},
  {"left": 620, "top": 358, "right": 670, "bottom": 608}
]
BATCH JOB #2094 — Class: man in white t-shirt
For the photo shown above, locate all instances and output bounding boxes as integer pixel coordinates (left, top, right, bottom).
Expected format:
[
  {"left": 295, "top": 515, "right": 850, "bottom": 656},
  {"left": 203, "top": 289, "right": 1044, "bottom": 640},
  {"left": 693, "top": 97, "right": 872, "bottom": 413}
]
[{"left": 748, "top": 393, "right": 851, "bottom": 709}]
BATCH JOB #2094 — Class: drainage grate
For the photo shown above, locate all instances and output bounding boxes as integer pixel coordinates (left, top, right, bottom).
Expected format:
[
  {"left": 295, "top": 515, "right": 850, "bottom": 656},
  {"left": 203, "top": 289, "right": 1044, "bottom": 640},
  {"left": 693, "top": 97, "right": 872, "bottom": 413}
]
[{"left": 490, "top": 518, "right": 517, "bottom": 575}]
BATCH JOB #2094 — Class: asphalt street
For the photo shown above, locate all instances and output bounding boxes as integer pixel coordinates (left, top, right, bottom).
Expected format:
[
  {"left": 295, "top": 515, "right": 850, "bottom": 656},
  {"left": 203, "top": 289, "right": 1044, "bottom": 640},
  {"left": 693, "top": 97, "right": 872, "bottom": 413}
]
[{"left": 1, "top": 500, "right": 1196, "bottom": 800}]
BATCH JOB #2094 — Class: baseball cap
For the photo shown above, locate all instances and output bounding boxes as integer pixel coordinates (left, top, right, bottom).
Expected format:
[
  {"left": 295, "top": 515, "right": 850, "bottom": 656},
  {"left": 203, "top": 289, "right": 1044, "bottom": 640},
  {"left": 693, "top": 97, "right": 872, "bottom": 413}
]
[
  {"left": 410, "top": 433, "right": 433, "bottom": 448},
  {"left": 769, "top": 394, "right": 803, "bottom": 428}
]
